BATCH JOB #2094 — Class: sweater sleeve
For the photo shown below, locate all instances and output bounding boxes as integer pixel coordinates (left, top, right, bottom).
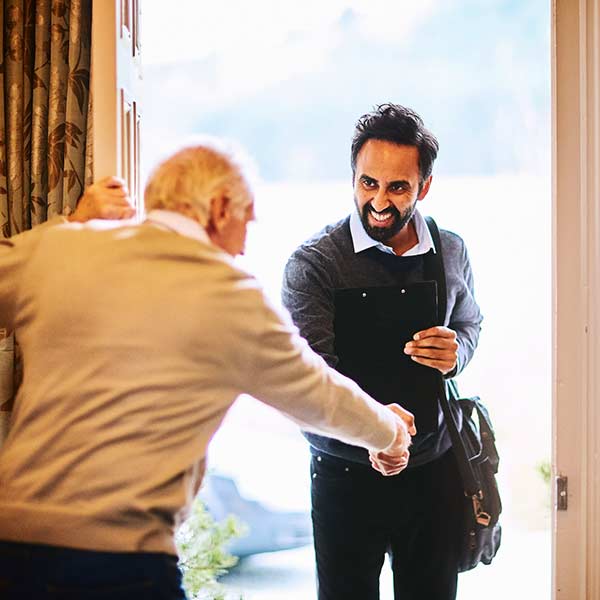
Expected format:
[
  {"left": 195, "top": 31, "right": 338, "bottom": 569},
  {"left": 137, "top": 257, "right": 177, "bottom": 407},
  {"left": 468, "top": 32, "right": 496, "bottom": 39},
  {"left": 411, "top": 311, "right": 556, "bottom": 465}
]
[
  {"left": 281, "top": 250, "right": 338, "bottom": 368},
  {"left": 243, "top": 296, "right": 397, "bottom": 453},
  {"left": 0, "top": 217, "right": 68, "bottom": 335},
  {"left": 0, "top": 237, "right": 22, "bottom": 334},
  {"left": 446, "top": 237, "right": 482, "bottom": 377},
  {"left": 0, "top": 217, "right": 68, "bottom": 334}
]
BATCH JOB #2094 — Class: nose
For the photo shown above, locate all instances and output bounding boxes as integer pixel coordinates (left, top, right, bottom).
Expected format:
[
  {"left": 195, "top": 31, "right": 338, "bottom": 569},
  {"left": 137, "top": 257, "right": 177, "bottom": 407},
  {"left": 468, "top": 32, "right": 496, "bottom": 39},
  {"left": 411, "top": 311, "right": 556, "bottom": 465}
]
[{"left": 371, "top": 188, "right": 389, "bottom": 212}]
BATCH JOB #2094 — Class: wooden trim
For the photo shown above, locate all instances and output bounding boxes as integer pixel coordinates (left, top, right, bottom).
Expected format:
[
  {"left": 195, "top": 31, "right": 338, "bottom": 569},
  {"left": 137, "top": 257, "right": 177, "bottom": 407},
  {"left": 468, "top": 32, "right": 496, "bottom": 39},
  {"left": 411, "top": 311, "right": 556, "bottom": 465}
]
[
  {"left": 553, "top": 0, "right": 600, "bottom": 597},
  {"left": 91, "top": 0, "right": 142, "bottom": 205},
  {"left": 91, "top": 0, "right": 120, "bottom": 181},
  {"left": 583, "top": 0, "right": 600, "bottom": 594}
]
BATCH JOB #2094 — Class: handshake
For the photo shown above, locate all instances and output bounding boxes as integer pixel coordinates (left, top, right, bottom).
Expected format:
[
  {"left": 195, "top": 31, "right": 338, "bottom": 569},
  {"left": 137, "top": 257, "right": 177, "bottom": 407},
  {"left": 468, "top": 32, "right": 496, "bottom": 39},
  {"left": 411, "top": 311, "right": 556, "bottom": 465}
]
[{"left": 370, "top": 404, "right": 416, "bottom": 477}]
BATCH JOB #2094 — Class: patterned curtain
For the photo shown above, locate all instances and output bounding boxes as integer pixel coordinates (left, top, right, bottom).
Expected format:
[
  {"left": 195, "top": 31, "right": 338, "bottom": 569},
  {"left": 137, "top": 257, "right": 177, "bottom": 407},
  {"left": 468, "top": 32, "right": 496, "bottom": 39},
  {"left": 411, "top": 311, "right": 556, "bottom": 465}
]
[{"left": 0, "top": 0, "right": 92, "bottom": 443}]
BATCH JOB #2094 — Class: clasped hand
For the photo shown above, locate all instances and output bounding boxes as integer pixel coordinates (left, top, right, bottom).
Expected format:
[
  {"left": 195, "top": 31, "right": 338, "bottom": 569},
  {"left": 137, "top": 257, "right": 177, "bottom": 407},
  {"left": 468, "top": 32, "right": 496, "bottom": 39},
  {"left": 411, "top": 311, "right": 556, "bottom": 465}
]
[{"left": 369, "top": 404, "right": 416, "bottom": 477}]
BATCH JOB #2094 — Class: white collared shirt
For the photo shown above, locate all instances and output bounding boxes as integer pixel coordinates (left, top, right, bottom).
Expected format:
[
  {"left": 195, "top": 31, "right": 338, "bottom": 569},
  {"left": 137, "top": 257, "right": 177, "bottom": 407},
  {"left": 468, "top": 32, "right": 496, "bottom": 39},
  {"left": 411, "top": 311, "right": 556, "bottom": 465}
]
[
  {"left": 349, "top": 208, "right": 435, "bottom": 256},
  {"left": 144, "top": 209, "right": 210, "bottom": 244}
]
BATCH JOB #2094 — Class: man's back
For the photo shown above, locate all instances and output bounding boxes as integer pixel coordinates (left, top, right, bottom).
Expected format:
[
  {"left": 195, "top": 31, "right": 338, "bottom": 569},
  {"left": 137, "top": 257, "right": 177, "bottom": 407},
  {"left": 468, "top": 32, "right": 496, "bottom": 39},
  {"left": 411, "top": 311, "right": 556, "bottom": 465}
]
[
  {"left": 0, "top": 221, "right": 263, "bottom": 554},
  {"left": 0, "top": 218, "right": 403, "bottom": 557}
]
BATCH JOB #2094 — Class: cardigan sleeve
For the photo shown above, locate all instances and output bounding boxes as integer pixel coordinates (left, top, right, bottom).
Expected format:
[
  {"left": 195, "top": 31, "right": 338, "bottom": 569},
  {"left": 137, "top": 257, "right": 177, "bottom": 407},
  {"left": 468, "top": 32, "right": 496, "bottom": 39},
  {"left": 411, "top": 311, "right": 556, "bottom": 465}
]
[
  {"left": 0, "top": 237, "right": 23, "bottom": 334},
  {"left": 242, "top": 295, "right": 398, "bottom": 453},
  {"left": 0, "top": 217, "right": 67, "bottom": 334}
]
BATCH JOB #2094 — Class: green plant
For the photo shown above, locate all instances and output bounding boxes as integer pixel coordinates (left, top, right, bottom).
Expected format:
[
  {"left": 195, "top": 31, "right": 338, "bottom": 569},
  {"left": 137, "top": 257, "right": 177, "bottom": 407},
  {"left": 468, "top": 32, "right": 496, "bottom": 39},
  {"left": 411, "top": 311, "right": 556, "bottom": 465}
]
[
  {"left": 175, "top": 496, "right": 247, "bottom": 600},
  {"left": 536, "top": 459, "right": 551, "bottom": 486}
]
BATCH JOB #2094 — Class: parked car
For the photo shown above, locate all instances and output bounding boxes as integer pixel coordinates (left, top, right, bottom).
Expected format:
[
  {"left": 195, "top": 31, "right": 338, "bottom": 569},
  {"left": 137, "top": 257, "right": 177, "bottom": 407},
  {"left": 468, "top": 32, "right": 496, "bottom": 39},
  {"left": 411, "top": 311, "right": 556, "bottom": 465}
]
[{"left": 199, "top": 473, "right": 313, "bottom": 558}]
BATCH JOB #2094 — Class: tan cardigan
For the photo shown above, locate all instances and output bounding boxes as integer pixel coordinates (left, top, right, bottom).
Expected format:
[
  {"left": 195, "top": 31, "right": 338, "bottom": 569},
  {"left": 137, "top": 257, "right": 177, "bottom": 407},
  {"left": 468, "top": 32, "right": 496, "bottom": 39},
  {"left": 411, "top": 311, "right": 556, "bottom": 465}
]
[{"left": 0, "top": 220, "right": 397, "bottom": 555}]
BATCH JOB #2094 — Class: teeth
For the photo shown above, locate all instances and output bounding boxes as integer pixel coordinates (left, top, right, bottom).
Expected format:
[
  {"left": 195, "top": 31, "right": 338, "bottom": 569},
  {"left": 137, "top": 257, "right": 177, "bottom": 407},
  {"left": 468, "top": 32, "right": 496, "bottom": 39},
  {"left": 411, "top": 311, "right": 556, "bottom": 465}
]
[{"left": 370, "top": 210, "right": 391, "bottom": 222}]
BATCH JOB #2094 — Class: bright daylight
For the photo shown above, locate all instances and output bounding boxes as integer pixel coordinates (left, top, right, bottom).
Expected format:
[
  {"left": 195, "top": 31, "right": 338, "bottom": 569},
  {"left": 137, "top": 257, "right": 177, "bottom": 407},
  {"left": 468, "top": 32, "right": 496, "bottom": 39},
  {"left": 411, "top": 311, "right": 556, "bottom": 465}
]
[{"left": 141, "top": 1, "right": 550, "bottom": 599}]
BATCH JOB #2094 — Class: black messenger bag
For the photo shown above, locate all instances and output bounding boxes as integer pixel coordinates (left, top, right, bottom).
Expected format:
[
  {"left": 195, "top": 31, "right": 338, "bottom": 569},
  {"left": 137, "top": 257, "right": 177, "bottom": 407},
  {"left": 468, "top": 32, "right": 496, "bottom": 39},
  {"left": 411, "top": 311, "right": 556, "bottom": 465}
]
[{"left": 425, "top": 216, "right": 502, "bottom": 572}]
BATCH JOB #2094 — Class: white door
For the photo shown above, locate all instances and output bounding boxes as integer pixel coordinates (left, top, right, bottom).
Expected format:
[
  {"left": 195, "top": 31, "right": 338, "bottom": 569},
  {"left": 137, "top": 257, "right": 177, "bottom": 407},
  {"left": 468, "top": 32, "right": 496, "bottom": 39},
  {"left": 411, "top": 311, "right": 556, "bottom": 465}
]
[
  {"left": 91, "top": 0, "right": 142, "bottom": 211},
  {"left": 553, "top": 0, "right": 600, "bottom": 597}
]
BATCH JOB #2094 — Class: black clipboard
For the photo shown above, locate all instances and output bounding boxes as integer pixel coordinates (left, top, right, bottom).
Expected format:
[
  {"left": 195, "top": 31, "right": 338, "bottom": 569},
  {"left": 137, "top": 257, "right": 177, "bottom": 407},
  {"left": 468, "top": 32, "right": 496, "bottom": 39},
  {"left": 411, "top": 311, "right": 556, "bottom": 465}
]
[{"left": 333, "top": 280, "right": 439, "bottom": 433}]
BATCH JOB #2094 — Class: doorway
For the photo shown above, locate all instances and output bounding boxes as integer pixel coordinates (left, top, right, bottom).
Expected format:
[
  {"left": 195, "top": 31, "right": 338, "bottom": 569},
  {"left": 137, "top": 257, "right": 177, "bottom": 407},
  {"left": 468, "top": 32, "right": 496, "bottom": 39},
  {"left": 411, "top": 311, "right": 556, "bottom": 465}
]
[{"left": 141, "top": 2, "right": 551, "bottom": 598}]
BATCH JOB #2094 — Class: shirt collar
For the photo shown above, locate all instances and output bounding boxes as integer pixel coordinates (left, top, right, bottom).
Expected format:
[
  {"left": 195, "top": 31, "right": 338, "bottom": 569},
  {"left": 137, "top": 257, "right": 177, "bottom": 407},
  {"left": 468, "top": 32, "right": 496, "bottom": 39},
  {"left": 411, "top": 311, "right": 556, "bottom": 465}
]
[
  {"left": 144, "top": 209, "right": 210, "bottom": 244},
  {"left": 349, "top": 208, "right": 435, "bottom": 256}
]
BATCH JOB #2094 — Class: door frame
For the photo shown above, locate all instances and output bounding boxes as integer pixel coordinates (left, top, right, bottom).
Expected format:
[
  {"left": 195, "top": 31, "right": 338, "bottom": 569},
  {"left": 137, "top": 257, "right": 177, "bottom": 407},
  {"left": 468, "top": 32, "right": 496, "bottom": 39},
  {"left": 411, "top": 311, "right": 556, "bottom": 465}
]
[
  {"left": 553, "top": 0, "right": 600, "bottom": 597},
  {"left": 91, "top": 0, "right": 142, "bottom": 209}
]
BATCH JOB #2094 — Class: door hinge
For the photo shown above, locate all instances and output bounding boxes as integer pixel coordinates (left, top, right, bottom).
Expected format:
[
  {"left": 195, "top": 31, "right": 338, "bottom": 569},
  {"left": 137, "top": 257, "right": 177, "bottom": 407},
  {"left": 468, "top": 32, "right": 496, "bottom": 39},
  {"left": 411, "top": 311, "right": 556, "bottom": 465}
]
[{"left": 556, "top": 475, "right": 568, "bottom": 510}]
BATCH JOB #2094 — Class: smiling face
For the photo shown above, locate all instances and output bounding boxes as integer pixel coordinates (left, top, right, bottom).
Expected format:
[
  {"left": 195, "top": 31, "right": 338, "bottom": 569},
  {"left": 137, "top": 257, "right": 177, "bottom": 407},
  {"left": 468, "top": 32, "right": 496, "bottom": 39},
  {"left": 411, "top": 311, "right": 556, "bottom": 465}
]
[{"left": 353, "top": 139, "right": 431, "bottom": 248}]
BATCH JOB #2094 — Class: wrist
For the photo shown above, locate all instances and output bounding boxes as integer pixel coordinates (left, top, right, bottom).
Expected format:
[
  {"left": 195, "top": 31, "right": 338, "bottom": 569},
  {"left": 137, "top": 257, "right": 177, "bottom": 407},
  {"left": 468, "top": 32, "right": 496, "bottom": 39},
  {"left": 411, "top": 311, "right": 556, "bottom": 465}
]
[{"left": 381, "top": 420, "right": 409, "bottom": 455}]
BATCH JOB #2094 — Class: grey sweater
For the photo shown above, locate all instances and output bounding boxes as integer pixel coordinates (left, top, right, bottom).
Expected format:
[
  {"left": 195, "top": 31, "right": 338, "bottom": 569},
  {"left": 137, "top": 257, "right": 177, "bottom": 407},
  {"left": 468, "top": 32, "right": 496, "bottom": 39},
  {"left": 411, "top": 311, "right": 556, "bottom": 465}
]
[{"left": 282, "top": 215, "right": 483, "bottom": 467}]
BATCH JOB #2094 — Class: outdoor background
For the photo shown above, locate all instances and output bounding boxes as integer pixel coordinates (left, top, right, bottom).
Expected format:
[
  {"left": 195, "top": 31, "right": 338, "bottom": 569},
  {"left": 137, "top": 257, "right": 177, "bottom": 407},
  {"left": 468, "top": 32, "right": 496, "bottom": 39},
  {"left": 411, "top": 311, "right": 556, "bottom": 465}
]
[{"left": 142, "top": 1, "right": 551, "bottom": 598}]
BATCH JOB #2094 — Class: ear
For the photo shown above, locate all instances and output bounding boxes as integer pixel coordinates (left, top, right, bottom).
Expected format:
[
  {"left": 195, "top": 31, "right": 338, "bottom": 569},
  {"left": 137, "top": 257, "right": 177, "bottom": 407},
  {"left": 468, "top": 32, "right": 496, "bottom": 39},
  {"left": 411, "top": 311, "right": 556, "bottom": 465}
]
[
  {"left": 207, "top": 192, "right": 232, "bottom": 233},
  {"left": 417, "top": 176, "right": 433, "bottom": 201}
]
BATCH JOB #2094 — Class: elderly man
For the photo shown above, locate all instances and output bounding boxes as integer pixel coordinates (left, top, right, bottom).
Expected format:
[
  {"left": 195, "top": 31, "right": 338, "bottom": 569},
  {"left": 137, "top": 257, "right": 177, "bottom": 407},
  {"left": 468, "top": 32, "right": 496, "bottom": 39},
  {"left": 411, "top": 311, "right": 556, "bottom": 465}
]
[{"left": 0, "top": 143, "right": 414, "bottom": 600}]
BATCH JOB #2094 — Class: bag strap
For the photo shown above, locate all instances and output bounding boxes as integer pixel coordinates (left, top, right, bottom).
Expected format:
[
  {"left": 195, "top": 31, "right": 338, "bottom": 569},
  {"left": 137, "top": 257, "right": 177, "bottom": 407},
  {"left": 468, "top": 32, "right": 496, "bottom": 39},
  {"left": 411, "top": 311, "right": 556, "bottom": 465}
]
[{"left": 424, "top": 216, "right": 482, "bottom": 497}]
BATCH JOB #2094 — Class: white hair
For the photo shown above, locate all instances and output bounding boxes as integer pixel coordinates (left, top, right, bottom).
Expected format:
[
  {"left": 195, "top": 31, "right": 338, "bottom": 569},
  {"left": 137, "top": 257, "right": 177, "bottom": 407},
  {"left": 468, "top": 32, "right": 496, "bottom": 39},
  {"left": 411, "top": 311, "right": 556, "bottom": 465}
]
[{"left": 144, "top": 137, "right": 256, "bottom": 224}]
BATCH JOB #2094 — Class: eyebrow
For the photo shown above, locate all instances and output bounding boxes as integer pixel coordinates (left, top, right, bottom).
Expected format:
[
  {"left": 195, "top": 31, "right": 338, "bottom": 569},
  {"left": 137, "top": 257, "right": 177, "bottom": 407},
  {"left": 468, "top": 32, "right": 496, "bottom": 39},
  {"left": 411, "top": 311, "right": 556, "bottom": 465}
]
[{"left": 359, "top": 174, "right": 412, "bottom": 190}]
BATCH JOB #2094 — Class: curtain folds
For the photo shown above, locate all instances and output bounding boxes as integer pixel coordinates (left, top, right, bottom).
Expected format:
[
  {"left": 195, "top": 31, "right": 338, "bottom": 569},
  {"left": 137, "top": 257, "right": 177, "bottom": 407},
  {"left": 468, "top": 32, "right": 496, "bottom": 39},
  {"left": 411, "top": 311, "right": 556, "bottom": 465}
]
[{"left": 0, "top": 0, "right": 92, "bottom": 437}]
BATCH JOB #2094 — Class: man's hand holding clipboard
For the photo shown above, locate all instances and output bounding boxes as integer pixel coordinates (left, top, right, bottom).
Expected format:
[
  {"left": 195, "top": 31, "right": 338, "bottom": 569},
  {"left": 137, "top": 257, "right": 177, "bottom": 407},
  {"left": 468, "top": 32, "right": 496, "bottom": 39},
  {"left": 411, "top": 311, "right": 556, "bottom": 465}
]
[{"left": 404, "top": 326, "right": 459, "bottom": 375}]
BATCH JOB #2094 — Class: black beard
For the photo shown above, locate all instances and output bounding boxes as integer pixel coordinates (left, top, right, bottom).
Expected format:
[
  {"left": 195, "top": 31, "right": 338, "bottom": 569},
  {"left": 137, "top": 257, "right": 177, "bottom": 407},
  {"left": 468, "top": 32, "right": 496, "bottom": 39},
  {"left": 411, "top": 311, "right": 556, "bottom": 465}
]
[{"left": 358, "top": 200, "right": 417, "bottom": 242}]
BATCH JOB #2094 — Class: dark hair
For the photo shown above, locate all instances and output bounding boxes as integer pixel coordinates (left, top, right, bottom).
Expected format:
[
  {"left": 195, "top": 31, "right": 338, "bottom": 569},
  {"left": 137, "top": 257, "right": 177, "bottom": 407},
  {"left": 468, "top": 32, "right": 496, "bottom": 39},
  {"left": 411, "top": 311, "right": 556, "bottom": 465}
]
[{"left": 351, "top": 104, "right": 439, "bottom": 185}]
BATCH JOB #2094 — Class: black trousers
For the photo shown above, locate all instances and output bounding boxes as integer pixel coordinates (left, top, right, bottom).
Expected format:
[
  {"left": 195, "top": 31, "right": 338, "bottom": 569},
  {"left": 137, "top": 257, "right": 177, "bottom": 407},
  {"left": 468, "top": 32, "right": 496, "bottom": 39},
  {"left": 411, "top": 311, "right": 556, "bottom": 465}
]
[
  {"left": 310, "top": 449, "right": 464, "bottom": 600},
  {"left": 0, "top": 540, "right": 187, "bottom": 600}
]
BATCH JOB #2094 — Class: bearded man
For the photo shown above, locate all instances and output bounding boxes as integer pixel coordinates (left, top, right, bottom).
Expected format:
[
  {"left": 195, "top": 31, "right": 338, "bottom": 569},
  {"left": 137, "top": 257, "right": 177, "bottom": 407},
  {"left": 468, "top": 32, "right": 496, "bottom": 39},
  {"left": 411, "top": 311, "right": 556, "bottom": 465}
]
[{"left": 282, "top": 104, "right": 483, "bottom": 600}]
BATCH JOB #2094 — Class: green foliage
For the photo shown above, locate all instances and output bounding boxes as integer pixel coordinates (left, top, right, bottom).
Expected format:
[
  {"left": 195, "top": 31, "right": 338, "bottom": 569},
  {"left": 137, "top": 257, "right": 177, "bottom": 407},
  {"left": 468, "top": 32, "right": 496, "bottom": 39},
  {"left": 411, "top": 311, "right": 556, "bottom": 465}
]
[
  {"left": 536, "top": 459, "right": 551, "bottom": 486},
  {"left": 176, "top": 496, "right": 247, "bottom": 600}
]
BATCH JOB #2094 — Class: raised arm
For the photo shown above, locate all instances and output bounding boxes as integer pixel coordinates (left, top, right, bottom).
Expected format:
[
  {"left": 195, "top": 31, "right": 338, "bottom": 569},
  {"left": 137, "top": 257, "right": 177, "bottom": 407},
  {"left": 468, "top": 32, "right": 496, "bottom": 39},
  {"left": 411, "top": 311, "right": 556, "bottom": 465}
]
[
  {"left": 1, "top": 177, "right": 133, "bottom": 333},
  {"left": 240, "top": 294, "right": 414, "bottom": 471},
  {"left": 68, "top": 176, "right": 134, "bottom": 222},
  {"left": 0, "top": 237, "right": 21, "bottom": 334}
]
